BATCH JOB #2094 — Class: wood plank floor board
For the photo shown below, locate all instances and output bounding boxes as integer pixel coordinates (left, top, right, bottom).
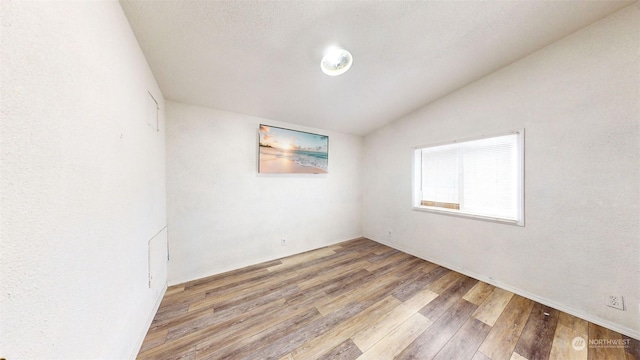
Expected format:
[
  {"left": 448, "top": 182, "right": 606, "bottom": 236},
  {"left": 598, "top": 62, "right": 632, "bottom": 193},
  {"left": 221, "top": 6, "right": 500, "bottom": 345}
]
[
  {"left": 625, "top": 336, "right": 640, "bottom": 360},
  {"left": 472, "top": 351, "right": 493, "bottom": 360},
  {"left": 197, "top": 306, "right": 323, "bottom": 360},
  {"left": 396, "top": 298, "right": 478, "bottom": 359},
  {"left": 558, "top": 311, "right": 589, "bottom": 337},
  {"left": 297, "top": 258, "right": 370, "bottom": 290},
  {"left": 269, "top": 250, "right": 352, "bottom": 275},
  {"left": 548, "top": 324, "right": 588, "bottom": 360},
  {"left": 163, "top": 346, "right": 195, "bottom": 360},
  {"left": 201, "top": 266, "right": 299, "bottom": 298},
  {"left": 355, "top": 276, "right": 410, "bottom": 309},
  {"left": 588, "top": 322, "right": 627, "bottom": 360},
  {"left": 413, "top": 259, "right": 441, "bottom": 274},
  {"left": 332, "top": 238, "right": 379, "bottom": 254},
  {"left": 158, "top": 288, "right": 206, "bottom": 307},
  {"left": 419, "top": 275, "right": 479, "bottom": 321},
  {"left": 426, "top": 270, "right": 465, "bottom": 294},
  {"left": 165, "top": 309, "right": 223, "bottom": 342},
  {"left": 140, "top": 298, "right": 290, "bottom": 359},
  {"left": 364, "top": 251, "right": 415, "bottom": 272},
  {"left": 272, "top": 248, "right": 337, "bottom": 268},
  {"left": 356, "top": 312, "right": 433, "bottom": 360},
  {"left": 363, "top": 252, "right": 415, "bottom": 276},
  {"left": 510, "top": 352, "right": 528, "bottom": 360},
  {"left": 513, "top": 303, "right": 560, "bottom": 360},
  {"left": 311, "top": 251, "right": 370, "bottom": 272},
  {"left": 478, "top": 294, "right": 535, "bottom": 360},
  {"left": 167, "top": 288, "right": 293, "bottom": 342},
  {"left": 323, "top": 269, "right": 379, "bottom": 298},
  {"left": 187, "top": 295, "right": 222, "bottom": 313},
  {"left": 148, "top": 307, "right": 213, "bottom": 335},
  {"left": 315, "top": 339, "right": 362, "bottom": 360},
  {"left": 364, "top": 247, "right": 401, "bottom": 263},
  {"left": 152, "top": 302, "right": 194, "bottom": 324},
  {"left": 138, "top": 329, "right": 168, "bottom": 353},
  {"left": 284, "top": 284, "right": 331, "bottom": 308},
  {"left": 194, "top": 294, "right": 325, "bottom": 359},
  {"left": 301, "top": 267, "right": 370, "bottom": 297},
  {"left": 137, "top": 238, "right": 636, "bottom": 360},
  {"left": 280, "top": 246, "right": 363, "bottom": 276},
  {"left": 138, "top": 323, "right": 220, "bottom": 359},
  {"left": 180, "top": 257, "right": 282, "bottom": 294},
  {"left": 463, "top": 281, "right": 496, "bottom": 306},
  {"left": 385, "top": 256, "right": 432, "bottom": 278},
  {"left": 290, "top": 295, "right": 401, "bottom": 359},
  {"left": 391, "top": 265, "right": 450, "bottom": 302},
  {"left": 241, "top": 302, "right": 367, "bottom": 360},
  {"left": 203, "top": 284, "right": 300, "bottom": 325},
  {"left": 165, "top": 284, "right": 185, "bottom": 296},
  {"left": 351, "top": 287, "right": 438, "bottom": 351},
  {"left": 316, "top": 271, "right": 400, "bottom": 316},
  {"left": 192, "top": 300, "right": 321, "bottom": 358},
  {"left": 182, "top": 268, "right": 271, "bottom": 295},
  {"left": 432, "top": 317, "right": 492, "bottom": 360},
  {"left": 472, "top": 287, "right": 514, "bottom": 326}
]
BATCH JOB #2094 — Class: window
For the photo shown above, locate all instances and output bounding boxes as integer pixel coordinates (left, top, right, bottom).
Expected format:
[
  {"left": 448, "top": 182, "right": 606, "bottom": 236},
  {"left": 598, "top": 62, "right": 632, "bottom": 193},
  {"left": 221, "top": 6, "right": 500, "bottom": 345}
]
[{"left": 413, "top": 130, "right": 524, "bottom": 225}]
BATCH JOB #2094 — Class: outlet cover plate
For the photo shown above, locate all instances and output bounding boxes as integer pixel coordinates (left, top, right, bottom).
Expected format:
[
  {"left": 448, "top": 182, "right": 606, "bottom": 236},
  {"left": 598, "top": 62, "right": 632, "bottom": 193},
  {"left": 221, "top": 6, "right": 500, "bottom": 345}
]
[{"left": 607, "top": 295, "right": 624, "bottom": 310}]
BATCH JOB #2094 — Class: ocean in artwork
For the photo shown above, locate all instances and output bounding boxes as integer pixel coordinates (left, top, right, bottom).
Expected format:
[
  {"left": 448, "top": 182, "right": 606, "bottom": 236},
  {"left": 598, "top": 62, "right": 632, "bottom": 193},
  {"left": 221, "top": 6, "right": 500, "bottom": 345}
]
[{"left": 260, "top": 146, "right": 328, "bottom": 173}]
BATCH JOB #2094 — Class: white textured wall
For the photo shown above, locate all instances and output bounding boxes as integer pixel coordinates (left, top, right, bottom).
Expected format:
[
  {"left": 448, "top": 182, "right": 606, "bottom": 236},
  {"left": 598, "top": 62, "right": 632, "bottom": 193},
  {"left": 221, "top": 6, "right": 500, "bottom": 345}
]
[
  {"left": 166, "top": 101, "right": 362, "bottom": 284},
  {"left": 1, "top": 2, "right": 167, "bottom": 359},
  {"left": 363, "top": 6, "right": 639, "bottom": 338}
]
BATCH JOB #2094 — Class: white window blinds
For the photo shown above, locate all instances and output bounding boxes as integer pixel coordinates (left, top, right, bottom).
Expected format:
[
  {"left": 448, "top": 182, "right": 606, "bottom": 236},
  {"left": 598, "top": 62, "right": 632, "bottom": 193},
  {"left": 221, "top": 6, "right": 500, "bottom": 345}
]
[
  {"left": 416, "top": 131, "right": 523, "bottom": 225},
  {"left": 421, "top": 145, "right": 459, "bottom": 206},
  {"left": 460, "top": 134, "right": 518, "bottom": 219}
]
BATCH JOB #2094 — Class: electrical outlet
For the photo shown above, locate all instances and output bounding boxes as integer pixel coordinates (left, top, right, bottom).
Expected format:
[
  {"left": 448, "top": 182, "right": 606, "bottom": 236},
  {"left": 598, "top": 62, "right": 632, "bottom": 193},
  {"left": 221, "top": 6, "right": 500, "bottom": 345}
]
[
  {"left": 281, "top": 238, "right": 286, "bottom": 246},
  {"left": 607, "top": 295, "right": 624, "bottom": 310}
]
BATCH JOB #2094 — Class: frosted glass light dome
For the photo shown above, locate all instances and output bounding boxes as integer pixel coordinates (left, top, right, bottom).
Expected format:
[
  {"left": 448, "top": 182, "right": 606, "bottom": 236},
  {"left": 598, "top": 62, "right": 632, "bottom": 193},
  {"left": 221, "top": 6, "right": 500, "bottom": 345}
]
[{"left": 321, "top": 47, "right": 353, "bottom": 76}]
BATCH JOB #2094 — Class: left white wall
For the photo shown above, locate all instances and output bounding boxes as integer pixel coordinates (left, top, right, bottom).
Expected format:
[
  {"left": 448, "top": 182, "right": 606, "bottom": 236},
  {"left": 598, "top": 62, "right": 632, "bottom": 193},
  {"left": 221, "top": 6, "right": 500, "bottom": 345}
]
[{"left": 1, "top": 2, "right": 167, "bottom": 359}]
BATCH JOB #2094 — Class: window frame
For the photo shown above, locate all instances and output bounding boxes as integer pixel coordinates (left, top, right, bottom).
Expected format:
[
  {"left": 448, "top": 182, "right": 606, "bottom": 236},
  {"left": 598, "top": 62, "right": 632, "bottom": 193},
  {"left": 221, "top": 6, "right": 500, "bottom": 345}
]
[{"left": 412, "top": 129, "right": 525, "bottom": 226}]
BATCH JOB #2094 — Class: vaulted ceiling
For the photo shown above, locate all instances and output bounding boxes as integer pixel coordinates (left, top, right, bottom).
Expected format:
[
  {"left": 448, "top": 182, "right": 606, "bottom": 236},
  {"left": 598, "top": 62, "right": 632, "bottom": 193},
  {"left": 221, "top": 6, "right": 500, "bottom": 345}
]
[{"left": 120, "top": 1, "right": 633, "bottom": 135}]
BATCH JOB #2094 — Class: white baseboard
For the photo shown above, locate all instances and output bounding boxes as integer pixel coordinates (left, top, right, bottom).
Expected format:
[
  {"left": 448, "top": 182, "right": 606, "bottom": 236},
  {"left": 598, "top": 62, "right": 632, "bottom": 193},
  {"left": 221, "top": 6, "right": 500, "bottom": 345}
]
[
  {"left": 130, "top": 282, "right": 168, "bottom": 360},
  {"left": 369, "top": 236, "right": 640, "bottom": 341}
]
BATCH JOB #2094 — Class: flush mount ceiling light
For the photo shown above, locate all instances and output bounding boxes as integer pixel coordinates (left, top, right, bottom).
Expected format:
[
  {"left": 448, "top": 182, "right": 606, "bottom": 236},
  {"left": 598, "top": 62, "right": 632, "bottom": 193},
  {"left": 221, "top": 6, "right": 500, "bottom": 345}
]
[{"left": 321, "top": 47, "right": 353, "bottom": 76}]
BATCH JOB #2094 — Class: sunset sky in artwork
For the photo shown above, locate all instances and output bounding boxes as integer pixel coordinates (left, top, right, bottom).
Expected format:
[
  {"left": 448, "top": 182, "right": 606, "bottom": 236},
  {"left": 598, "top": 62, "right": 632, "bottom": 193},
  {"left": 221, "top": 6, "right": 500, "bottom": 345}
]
[{"left": 259, "top": 125, "right": 328, "bottom": 152}]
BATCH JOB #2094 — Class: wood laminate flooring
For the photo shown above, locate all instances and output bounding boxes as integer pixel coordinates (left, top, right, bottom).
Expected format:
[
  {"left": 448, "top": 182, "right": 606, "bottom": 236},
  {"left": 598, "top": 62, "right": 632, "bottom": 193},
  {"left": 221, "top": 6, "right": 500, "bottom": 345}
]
[{"left": 138, "top": 238, "right": 639, "bottom": 360}]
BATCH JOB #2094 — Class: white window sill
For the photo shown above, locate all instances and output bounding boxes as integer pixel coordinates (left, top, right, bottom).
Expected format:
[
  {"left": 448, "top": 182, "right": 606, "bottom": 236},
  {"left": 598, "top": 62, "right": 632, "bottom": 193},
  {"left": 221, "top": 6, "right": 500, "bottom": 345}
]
[{"left": 412, "top": 205, "right": 524, "bottom": 227}]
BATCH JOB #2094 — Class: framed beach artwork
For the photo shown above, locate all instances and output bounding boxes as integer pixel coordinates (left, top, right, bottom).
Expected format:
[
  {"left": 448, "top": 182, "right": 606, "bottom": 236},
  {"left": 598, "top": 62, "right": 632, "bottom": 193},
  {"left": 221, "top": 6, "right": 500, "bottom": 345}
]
[{"left": 258, "top": 124, "right": 328, "bottom": 174}]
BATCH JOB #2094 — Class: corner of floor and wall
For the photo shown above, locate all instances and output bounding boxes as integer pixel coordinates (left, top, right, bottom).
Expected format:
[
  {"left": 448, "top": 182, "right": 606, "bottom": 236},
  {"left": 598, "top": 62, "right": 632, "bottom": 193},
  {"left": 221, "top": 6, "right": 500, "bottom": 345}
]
[{"left": 1, "top": 1, "right": 638, "bottom": 360}]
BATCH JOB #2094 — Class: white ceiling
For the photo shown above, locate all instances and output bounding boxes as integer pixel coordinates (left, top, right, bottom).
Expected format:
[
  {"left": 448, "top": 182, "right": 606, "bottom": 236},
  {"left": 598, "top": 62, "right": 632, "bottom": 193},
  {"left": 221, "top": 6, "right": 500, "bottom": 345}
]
[{"left": 120, "top": 1, "right": 633, "bottom": 136}]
